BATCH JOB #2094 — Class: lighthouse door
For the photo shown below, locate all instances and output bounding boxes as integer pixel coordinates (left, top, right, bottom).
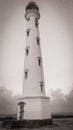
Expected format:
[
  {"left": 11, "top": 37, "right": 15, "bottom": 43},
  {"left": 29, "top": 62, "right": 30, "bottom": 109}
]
[{"left": 18, "top": 102, "right": 25, "bottom": 119}]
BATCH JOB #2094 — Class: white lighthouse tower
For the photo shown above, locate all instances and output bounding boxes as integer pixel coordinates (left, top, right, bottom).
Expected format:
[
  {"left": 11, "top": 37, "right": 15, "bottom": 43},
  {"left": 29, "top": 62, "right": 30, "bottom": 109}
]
[{"left": 17, "top": 1, "right": 51, "bottom": 122}]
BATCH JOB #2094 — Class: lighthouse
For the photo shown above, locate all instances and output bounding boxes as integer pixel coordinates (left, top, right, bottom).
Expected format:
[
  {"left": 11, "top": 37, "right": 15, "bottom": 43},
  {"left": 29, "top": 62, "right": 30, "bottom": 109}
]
[{"left": 17, "top": 1, "right": 51, "bottom": 122}]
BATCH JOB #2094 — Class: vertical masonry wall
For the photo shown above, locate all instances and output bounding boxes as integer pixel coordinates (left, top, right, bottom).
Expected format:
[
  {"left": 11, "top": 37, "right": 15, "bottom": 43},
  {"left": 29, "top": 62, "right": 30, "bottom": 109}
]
[{"left": 23, "top": 3, "right": 45, "bottom": 97}]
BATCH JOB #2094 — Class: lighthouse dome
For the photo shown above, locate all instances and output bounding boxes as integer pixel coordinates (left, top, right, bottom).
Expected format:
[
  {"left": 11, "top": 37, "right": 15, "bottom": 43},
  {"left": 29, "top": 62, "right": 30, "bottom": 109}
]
[{"left": 26, "top": 1, "right": 39, "bottom": 11}]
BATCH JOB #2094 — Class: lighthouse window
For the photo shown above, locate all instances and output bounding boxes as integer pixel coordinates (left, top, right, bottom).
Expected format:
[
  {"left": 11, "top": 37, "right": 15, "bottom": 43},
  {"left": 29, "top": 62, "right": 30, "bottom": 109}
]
[
  {"left": 27, "top": 28, "right": 30, "bottom": 36},
  {"left": 27, "top": 18, "right": 30, "bottom": 21},
  {"left": 35, "top": 18, "right": 38, "bottom": 28},
  {"left": 25, "top": 47, "right": 29, "bottom": 55},
  {"left": 27, "top": 30, "right": 29, "bottom": 36},
  {"left": 24, "top": 70, "right": 28, "bottom": 79},
  {"left": 38, "top": 57, "right": 42, "bottom": 66},
  {"left": 25, "top": 71, "right": 28, "bottom": 79},
  {"left": 26, "top": 49, "right": 29, "bottom": 55},
  {"left": 36, "top": 37, "right": 40, "bottom": 45},
  {"left": 40, "top": 81, "right": 43, "bottom": 92}
]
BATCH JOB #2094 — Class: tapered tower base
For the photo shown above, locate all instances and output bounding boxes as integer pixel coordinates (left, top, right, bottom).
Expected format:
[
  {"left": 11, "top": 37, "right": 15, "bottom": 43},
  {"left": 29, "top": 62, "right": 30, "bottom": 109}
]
[
  {"left": 16, "top": 96, "right": 52, "bottom": 128},
  {"left": 17, "top": 96, "right": 51, "bottom": 120}
]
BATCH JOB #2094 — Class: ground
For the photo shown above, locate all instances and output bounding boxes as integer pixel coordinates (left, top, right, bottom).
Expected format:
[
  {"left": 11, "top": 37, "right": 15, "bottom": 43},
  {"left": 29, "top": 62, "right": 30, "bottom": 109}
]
[{"left": 1, "top": 118, "right": 73, "bottom": 130}]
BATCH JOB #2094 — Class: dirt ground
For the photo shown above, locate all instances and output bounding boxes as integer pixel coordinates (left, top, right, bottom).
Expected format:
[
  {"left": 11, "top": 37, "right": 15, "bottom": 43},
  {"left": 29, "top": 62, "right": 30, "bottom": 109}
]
[{"left": 1, "top": 118, "right": 73, "bottom": 130}]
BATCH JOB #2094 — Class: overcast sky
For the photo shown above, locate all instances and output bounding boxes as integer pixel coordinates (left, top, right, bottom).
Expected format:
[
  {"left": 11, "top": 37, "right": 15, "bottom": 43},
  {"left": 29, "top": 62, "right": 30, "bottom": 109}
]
[{"left": 0, "top": 0, "right": 73, "bottom": 96}]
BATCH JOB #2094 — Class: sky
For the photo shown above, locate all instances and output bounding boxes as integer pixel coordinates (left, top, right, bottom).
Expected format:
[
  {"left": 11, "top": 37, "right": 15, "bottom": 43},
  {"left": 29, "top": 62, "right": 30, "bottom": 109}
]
[
  {"left": 0, "top": 0, "right": 73, "bottom": 96},
  {"left": 0, "top": 84, "right": 73, "bottom": 114}
]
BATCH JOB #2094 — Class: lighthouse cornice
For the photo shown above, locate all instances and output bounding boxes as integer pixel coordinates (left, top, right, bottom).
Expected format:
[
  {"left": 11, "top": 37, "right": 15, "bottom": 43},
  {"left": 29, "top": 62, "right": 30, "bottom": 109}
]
[
  {"left": 18, "top": 96, "right": 50, "bottom": 100},
  {"left": 25, "top": 10, "right": 40, "bottom": 20}
]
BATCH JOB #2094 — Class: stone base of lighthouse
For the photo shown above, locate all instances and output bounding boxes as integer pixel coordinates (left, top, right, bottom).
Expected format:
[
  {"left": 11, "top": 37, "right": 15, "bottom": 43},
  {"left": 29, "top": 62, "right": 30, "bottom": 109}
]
[
  {"left": 17, "top": 96, "right": 52, "bottom": 127},
  {"left": 17, "top": 96, "right": 51, "bottom": 120}
]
